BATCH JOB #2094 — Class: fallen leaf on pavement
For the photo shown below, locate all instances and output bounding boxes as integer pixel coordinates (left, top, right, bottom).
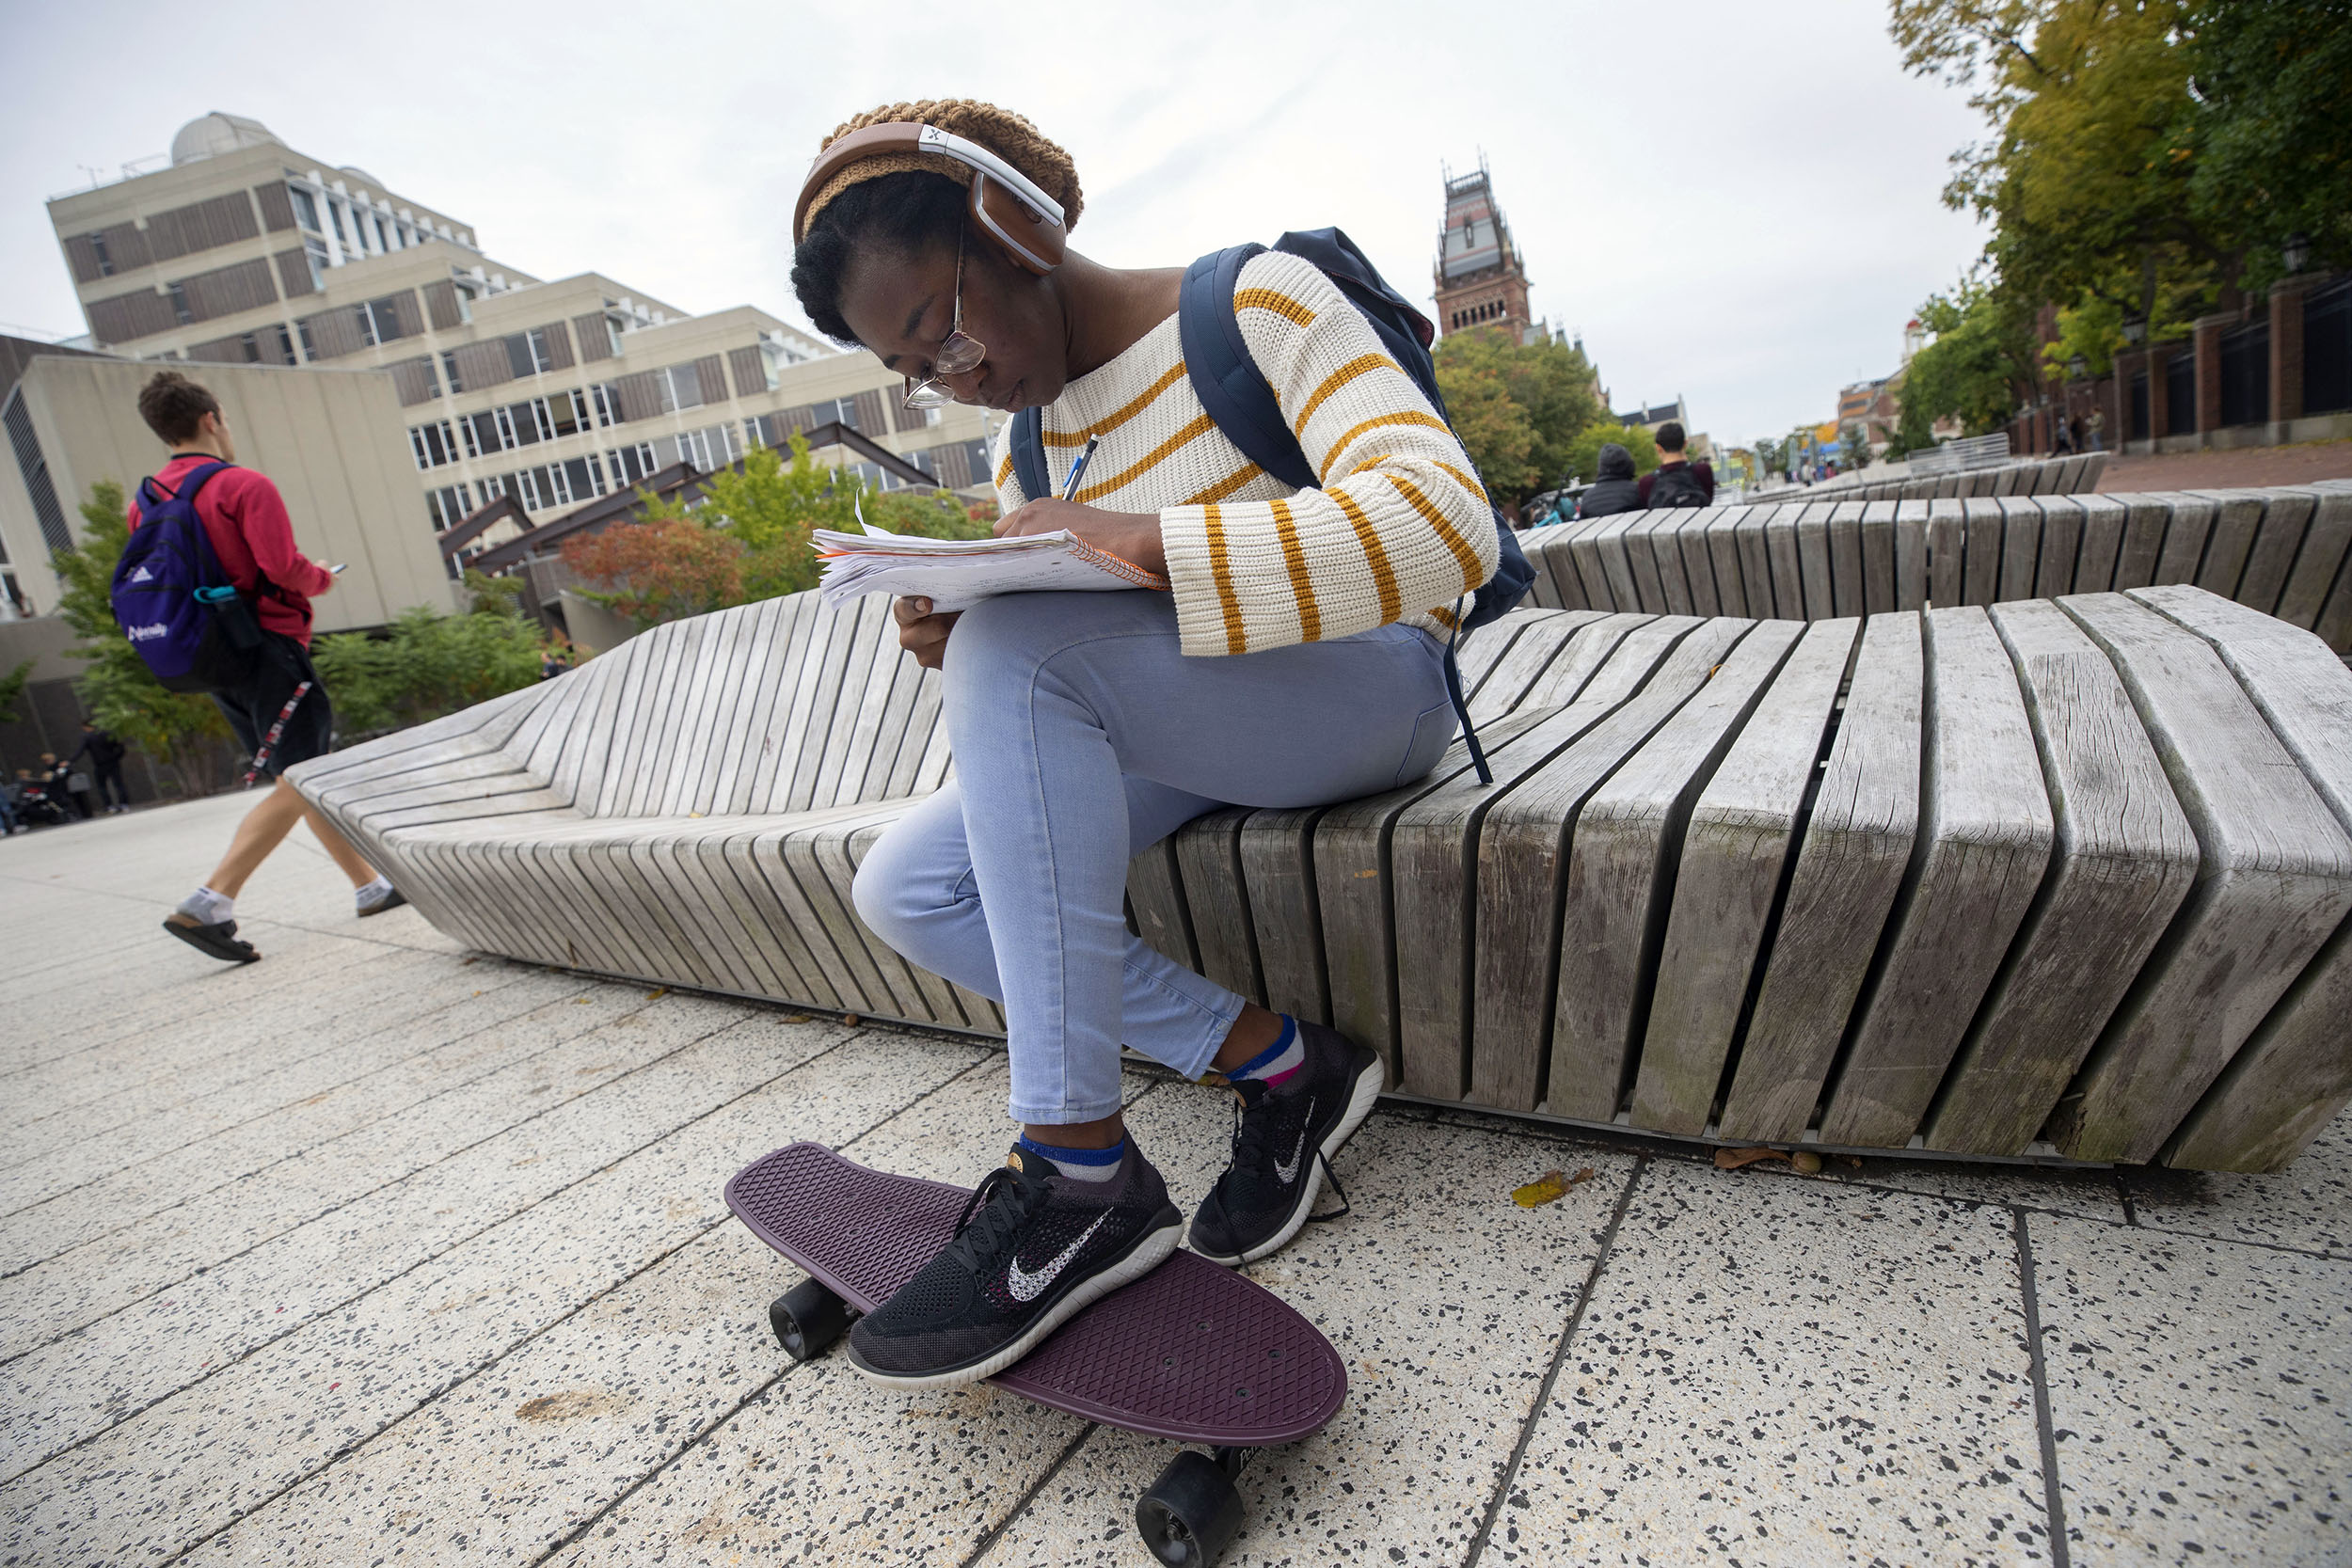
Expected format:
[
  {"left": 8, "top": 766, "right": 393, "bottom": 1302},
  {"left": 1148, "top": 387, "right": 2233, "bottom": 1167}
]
[
  {"left": 1511, "top": 1166, "right": 1595, "bottom": 1207},
  {"left": 1714, "top": 1147, "right": 1792, "bottom": 1170}
]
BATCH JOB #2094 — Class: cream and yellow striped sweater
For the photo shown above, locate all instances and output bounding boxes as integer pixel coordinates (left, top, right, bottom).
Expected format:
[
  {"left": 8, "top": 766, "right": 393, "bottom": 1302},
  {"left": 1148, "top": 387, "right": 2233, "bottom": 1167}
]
[{"left": 990, "top": 250, "right": 1501, "bottom": 657}]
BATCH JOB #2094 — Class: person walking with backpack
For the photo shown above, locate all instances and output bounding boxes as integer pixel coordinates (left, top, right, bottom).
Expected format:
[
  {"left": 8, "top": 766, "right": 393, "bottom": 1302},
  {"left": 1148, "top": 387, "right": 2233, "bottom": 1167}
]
[
  {"left": 1636, "top": 421, "right": 1714, "bottom": 509},
  {"left": 121, "top": 372, "right": 405, "bottom": 964},
  {"left": 790, "top": 100, "right": 1510, "bottom": 1389},
  {"left": 67, "top": 721, "right": 132, "bottom": 815}
]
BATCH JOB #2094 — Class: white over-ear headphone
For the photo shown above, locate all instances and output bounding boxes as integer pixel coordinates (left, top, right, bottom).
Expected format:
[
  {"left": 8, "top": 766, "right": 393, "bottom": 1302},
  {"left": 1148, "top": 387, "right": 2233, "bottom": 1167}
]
[{"left": 795, "top": 122, "right": 1070, "bottom": 274}]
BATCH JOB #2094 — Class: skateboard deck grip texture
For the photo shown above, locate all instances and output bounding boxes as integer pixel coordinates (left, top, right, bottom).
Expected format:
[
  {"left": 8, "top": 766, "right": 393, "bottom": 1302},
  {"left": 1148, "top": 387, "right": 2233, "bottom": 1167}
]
[{"left": 726, "top": 1143, "right": 1346, "bottom": 1445}]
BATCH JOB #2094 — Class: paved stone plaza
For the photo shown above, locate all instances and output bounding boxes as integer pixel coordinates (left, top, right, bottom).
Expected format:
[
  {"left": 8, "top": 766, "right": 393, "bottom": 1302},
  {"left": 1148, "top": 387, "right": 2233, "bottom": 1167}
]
[{"left": 2, "top": 794, "right": 2345, "bottom": 1566}]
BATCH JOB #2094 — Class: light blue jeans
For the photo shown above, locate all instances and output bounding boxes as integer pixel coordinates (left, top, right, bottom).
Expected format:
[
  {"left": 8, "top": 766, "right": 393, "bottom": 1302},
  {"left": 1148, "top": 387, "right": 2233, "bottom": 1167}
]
[{"left": 853, "top": 590, "right": 1455, "bottom": 1124}]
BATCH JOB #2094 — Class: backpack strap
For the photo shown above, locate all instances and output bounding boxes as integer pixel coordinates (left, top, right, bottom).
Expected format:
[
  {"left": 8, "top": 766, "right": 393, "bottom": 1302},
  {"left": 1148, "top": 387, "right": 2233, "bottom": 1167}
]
[
  {"left": 1176, "top": 245, "right": 1318, "bottom": 491},
  {"left": 1008, "top": 408, "right": 1053, "bottom": 505}
]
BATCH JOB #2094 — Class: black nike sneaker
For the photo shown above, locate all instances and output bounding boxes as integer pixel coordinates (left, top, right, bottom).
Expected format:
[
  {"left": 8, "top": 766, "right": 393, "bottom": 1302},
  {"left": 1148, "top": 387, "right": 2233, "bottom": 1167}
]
[
  {"left": 845, "top": 1142, "right": 1183, "bottom": 1389},
  {"left": 1189, "top": 1021, "right": 1384, "bottom": 1267}
]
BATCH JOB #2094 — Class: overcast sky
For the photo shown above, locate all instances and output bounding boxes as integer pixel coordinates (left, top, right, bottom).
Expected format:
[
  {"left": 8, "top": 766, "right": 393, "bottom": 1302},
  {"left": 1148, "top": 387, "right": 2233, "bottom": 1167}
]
[{"left": 3, "top": 0, "right": 1988, "bottom": 449}]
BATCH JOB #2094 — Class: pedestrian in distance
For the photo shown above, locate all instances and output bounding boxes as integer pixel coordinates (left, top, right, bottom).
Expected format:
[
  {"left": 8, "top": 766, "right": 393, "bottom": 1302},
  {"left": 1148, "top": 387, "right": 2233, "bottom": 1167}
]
[
  {"left": 0, "top": 771, "right": 22, "bottom": 835},
  {"left": 790, "top": 98, "right": 1511, "bottom": 1389},
  {"left": 1577, "top": 442, "right": 1644, "bottom": 519},
  {"left": 38, "top": 752, "right": 91, "bottom": 819},
  {"left": 68, "top": 721, "right": 132, "bottom": 814},
  {"left": 1636, "top": 421, "right": 1714, "bottom": 509},
  {"left": 123, "top": 372, "right": 407, "bottom": 965}
]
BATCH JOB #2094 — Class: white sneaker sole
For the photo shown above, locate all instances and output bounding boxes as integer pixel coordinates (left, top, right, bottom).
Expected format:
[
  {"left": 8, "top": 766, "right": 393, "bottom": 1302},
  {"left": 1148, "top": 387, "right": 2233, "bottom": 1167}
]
[
  {"left": 847, "top": 1214, "right": 1184, "bottom": 1391},
  {"left": 1193, "top": 1050, "right": 1385, "bottom": 1268}
]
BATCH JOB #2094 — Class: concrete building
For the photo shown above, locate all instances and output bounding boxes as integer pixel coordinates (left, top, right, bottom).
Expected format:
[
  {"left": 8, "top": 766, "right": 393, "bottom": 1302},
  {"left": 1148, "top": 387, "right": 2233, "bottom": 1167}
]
[
  {"left": 41, "top": 113, "right": 999, "bottom": 561},
  {"left": 0, "top": 352, "right": 452, "bottom": 630}
]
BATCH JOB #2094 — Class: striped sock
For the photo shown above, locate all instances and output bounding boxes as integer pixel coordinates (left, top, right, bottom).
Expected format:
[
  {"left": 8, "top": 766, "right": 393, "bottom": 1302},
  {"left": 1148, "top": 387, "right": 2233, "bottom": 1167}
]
[
  {"left": 1016, "top": 1133, "right": 1125, "bottom": 1182},
  {"left": 1227, "top": 1015, "right": 1304, "bottom": 1088}
]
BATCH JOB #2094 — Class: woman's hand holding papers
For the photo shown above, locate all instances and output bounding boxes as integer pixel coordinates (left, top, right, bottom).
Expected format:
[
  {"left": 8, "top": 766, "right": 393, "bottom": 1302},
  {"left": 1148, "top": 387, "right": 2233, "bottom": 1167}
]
[
  {"left": 894, "top": 596, "right": 962, "bottom": 671},
  {"left": 995, "top": 499, "right": 1168, "bottom": 579}
]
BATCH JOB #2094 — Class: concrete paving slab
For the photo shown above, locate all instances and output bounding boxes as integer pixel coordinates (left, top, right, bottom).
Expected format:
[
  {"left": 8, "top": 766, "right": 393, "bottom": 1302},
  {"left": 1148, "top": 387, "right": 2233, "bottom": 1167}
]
[
  {"left": 0, "top": 994, "right": 765, "bottom": 1475},
  {"left": 0, "top": 1026, "right": 977, "bottom": 1566},
  {"left": 0, "top": 969, "right": 620, "bottom": 1270},
  {"left": 2031, "top": 1212, "right": 2352, "bottom": 1565},
  {"left": 980, "top": 1117, "right": 1642, "bottom": 1567},
  {"left": 169, "top": 1049, "right": 1039, "bottom": 1565},
  {"left": 0, "top": 981, "right": 703, "bottom": 1357},
  {"left": 2120, "top": 1109, "right": 2352, "bottom": 1259},
  {"left": 1495, "top": 1160, "right": 2057, "bottom": 1566}
]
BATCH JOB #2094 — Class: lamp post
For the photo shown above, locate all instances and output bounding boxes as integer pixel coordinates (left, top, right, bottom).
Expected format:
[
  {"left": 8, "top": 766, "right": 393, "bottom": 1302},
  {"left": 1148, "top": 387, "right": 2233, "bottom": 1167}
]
[
  {"left": 2283, "top": 232, "right": 2312, "bottom": 274},
  {"left": 2122, "top": 313, "right": 2146, "bottom": 345},
  {"left": 2067, "top": 353, "right": 2089, "bottom": 381}
]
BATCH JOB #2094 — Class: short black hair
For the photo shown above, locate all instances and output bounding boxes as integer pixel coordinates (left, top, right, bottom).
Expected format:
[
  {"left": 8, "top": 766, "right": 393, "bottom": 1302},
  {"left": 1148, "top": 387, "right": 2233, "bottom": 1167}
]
[
  {"left": 137, "top": 371, "right": 220, "bottom": 445},
  {"left": 790, "top": 171, "right": 968, "bottom": 345},
  {"left": 1655, "top": 421, "right": 1686, "bottom": 452}
]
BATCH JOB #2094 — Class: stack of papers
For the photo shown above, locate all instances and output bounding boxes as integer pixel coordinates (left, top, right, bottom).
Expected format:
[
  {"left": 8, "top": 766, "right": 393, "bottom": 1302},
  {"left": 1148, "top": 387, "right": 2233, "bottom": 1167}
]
[{"left": 812, "top": 520, "right": 1169, "bottom": 612}]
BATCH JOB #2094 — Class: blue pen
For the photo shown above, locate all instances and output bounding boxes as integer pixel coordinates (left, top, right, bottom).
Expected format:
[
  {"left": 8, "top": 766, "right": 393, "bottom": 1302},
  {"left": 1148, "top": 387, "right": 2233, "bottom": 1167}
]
[{"left": 1059, "top": 434, "right": 1100, "bottom": 500}]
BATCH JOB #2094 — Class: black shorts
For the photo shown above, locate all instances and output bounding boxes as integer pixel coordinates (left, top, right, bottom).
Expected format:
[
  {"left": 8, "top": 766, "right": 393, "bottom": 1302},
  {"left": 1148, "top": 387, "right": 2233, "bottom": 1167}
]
[{"left": 213, "top": 632, "right": 335, "bottom": 777}]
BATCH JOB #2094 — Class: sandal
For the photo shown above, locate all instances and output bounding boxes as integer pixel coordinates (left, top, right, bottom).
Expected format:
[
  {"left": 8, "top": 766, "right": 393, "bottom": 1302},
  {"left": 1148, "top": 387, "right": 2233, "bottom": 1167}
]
[{"left": 163, "top": 912, "right": 261, "bottom": 963}]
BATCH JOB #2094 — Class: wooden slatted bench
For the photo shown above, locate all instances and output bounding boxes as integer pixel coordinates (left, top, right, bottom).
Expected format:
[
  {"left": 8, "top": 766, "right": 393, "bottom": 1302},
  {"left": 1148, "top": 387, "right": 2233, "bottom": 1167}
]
[
  {"left": 293, "top": 579, "right": 2352, "bottom": 1173},
  {"left": 1524, "top": 483, "right": 2352, "bottom": 654},
  {"left": 1763, "top": 450, "right": 2109, "bottom": 506}
]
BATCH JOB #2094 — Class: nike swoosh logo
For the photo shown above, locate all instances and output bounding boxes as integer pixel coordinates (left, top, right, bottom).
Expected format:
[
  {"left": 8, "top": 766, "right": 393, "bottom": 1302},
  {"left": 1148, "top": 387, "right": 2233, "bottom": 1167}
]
[
  {"left": 1006, "top": 1212, "right": 1110, "bottom": 1303},
  {"left": 1274, "top": 1099, "right": 1315, "bottom": 1184}
]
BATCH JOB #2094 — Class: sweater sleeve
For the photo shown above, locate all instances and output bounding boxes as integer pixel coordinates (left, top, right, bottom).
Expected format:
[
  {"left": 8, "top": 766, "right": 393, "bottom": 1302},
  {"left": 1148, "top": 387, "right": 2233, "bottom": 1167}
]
[
  {"left": 1155, "top": 251, "right": 1500, "bottom": 657},
  {"left": 989, "top": 422, "right": 1030, "bottom": 513}
]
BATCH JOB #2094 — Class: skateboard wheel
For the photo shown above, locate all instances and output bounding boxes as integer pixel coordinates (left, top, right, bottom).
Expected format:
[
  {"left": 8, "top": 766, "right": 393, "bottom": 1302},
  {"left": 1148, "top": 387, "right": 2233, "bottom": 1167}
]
[
  {"left": 1135, "top": 1450, "right": 1244, "bottom": 1566},
  {"left": 770, "top": 1279, "right": 848, "bottom": 1361}
]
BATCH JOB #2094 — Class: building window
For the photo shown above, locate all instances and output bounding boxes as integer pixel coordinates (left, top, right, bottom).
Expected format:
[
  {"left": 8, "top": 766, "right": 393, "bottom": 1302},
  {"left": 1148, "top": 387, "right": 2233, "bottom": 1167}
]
[
  {"left": 288, "top": 185, "right": 320, "bottom": 232},
  {"left": 87, "top": 232, "right": 116, "bottom": 277},
  {"left": 587, "top": 383, "right": 621, "bottom": 427},
  {"left": 660, "top": 363, "right": 706, "bottom": 414},
  {"left": 503, "top": 327, "right": 556, "bottom": 380},
  {"left": 544, "top": 389, "right": 590, "bottom": 438},
  {"left": 427, "top": 483, "right": 473, "bottom": 532},
  {"left": 356, "top": 295, "right": 411, "bottom": 347},
  {"left": 453, "top": 282, "right": 476, "bottom": 324},
  {"left": 441, "top": 351, "right": 466, "bottom": 396},
  {"left": 409, "top": 420, "right": 462, "bottom": 469},
  {"left": 302, "top": 238, "right": 329, "bottom": 292},
  {"left": 608, "top": 442, "right": 660, "bottom": 486},
  {"left": 167, "top": 282, "right": 193, "bottom": 326}
]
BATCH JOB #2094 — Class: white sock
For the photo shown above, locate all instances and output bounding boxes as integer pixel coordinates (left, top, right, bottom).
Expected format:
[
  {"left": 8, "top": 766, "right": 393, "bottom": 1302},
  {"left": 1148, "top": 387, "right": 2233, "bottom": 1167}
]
[
  {"left": 179, "top": 886, "right": 232, "bottom": 925},
  {"left": 1014, "top": 1134, "right": 1126, "bottom": 1181},
  {"left": 357, "top": 876, "right": 393, "bottom": 901}
]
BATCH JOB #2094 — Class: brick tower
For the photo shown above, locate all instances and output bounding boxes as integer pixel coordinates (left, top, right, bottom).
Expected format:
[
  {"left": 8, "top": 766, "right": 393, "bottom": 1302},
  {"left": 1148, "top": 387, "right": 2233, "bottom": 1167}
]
[{"left": 1434, "top": 158, "right": 1534, "bottom": 341}]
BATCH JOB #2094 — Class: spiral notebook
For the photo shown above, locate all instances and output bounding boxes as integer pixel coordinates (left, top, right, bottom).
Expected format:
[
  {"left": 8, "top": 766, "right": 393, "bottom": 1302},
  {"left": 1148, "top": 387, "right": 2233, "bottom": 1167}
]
[{"left": 811, "top": 520, "right": 1169, "bottom": 613}]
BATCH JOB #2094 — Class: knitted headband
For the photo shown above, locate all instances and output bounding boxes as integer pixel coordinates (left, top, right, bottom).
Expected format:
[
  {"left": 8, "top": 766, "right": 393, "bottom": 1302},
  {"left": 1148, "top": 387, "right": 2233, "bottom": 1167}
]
[{"left": 796, "top": 99, "right": 1085, "bottom": 244}]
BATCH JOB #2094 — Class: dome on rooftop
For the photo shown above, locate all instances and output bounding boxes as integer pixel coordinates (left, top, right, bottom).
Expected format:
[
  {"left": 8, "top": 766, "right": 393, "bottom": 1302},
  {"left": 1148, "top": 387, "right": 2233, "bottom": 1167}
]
[
  {"left": 337, "top": 166, "right": 386, "bottom": 190},
  {"left": 170, "top": 112, "right": 281, "bottom": 166}
]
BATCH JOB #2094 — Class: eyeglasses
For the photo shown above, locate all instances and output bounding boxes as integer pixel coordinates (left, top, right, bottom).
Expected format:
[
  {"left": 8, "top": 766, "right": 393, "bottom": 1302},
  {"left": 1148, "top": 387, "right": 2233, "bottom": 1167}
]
[{"left": 902, "top": 225, "right": 984, "bottom": 410}]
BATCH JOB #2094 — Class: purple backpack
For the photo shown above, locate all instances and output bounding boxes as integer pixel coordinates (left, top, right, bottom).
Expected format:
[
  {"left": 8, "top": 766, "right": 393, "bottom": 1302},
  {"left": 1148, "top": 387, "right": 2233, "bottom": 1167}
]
[{"left": 111, "top": 462, "right": 266, "bottom": 693}]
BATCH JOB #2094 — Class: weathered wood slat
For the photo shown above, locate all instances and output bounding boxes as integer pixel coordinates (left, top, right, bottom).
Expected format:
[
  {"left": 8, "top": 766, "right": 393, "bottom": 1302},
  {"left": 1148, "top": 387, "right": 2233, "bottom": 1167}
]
[
  {"left": 2029, "top": 496, "right": 2085, "bottom": 600},
  {"left": 1125, "top": 838, "right": 1200, "bottom": 975},
  {"left": 1319, "top": 614, "right": 1654, "bottom": 1085},
  {"left": 1816, "top": 607, "right": 2055, "bottom": 1148},
  {"left": 1636, "top": 512, "right": 1694, "bottom": 616},
  {"left": 1926, "top": 499, "right": 1963, "bottom": 609},
  {"left": 1175, "top": 807, "right": 1266, "bottom": 1006},
  {"left": 1708, "top": 507, "right": 1753, "bottom": 618},
  {"left": 1995, "top": 498, "right": 2043, "bottom": 605},
  {"left": 1920, "top": 601, "right": 2199, "bottom": 1155},
  {"left": 1392, "top": 617, "right": 1713, "bottom": 1101},
  {"left": 1738, "top": 507, "right": 1779, "bottom": 620},
  {"left": 2108, "top": 494, "right": 2170, "bottom": 592},
  {"left": 1715, "top": 612, "right": 1924, "bottom": 1144},
  {"left": 1962, "top": 498, "right": 2003, "bottom": 607},
  {"left": 2274, "top": 490, "right": 2352, "bottom": 633},
  {"left": 1794, "top": 504, "right": 1834, "bottom": 621},
  {"left": 1629, "top": 619, "right": 1858, "bottom": 1133},
  {"left": 1674, "top": 510, "right": 1723, "bottom": 617},
  {"left": 2067, "top": 495, "right": 2128, "bottom": 595},
  {"left": 1553, "top": 619, "right": 1806, "bottom": 1123},
  {"left": 1765, "top": 507, "right": 1806, "bottom": 620},
  {"left": 1565, "top": 515, "right": 1618, "bottom": 611},
  {"left": 1235, "top": 805, "right": 1332, "bottom": 1025},
  {"left": 2126, "top": 585, "right": 2352, "bottom": 1170},
  {"left": 2227, "top": 488, "right": 2313, "bottom": 615},
  {"left": 2189, "top": 488, "right": 2265, "bottom": 601},
  {"left": 2149, "top": 492, "right": 2218, "bottom": 590},
  {"left": 2046, "top": 593, "right": 2352, "bottom": 1163}
]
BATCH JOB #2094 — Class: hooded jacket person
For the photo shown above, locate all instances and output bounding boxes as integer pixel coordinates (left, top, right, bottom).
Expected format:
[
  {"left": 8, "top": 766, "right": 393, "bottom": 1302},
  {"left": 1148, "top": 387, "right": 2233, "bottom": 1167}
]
[{"left": 1579, "top": 442, "right": 1643, "bottom": 519}]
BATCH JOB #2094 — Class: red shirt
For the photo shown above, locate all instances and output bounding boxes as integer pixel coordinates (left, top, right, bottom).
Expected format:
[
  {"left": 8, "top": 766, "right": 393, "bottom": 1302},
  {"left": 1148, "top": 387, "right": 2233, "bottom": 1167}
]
[{"left": 126, "top": 454, "right": 336, "bottom": 646}]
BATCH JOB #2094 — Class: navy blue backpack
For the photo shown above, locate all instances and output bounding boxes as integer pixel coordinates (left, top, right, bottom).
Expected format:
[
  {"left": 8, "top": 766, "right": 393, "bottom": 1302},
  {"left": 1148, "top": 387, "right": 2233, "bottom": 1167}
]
[
  {"left": 111, "top": 461, "right": 268, "bottom": 693},
  {"left": 1009, "top": 229, "right": 1534, "bottom": 782}
]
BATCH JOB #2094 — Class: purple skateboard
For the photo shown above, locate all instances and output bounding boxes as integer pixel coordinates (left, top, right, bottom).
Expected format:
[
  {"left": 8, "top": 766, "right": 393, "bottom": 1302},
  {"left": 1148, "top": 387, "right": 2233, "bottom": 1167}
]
[{"left": 726, "top": 1142, "right": 1347, "bottom": 1564}]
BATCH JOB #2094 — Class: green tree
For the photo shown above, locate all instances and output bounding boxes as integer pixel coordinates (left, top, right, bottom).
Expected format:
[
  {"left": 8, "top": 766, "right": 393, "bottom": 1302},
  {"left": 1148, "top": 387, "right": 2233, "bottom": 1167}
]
[
  {"left": 1565, "top": 422, "right": 1659, "bottom": 486},
  {"left": 1840, "top": 424, "right": 1874, "bottom": 471},
  {"left": 1899, "top": 275, "right": 2042, "bottom": 435},
  {"left": 1434, "top": 327, "right": 1603, "bottom": 507},
  {"left": 51, "top": 480, "right": 234, "bottom": 796},
  {"left": 0, "top": 658, "right": 29, "bottom": 724},
  {"left": 1889, "top": 0, "right": 2350, "bottom": 380},
  {"left": 311, "top": 606, "right": 552, "bottom": 735},
  {"left": 1884, "top": 389, "right": 1938, "bottom": 460}
]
